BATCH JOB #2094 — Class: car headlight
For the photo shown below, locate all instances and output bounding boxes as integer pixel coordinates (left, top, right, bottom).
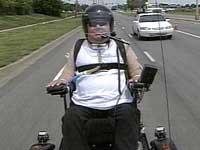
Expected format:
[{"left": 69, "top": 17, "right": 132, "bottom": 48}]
[
  {"left": 165, "top": 26, "right": 172, "bottom": 29},
  {"left": 140, "top": 27, "right": 151, "bottom": 30}
]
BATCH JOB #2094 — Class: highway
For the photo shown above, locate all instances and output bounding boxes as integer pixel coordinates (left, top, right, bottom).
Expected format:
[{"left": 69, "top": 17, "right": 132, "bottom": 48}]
[
  {"left": 115, "top": 13, "right": 200, "bottom": 150},
  {"left": 0, "top": 12, "right": 200, "bottom": 150}
]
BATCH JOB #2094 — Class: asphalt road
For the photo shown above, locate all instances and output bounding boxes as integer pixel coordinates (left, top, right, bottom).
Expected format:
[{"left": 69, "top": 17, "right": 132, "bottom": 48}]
[
  {"left": 0, "top": 29, "right": 83, "bottom": 150},
  {"left": 173, "top": 20, "right": 200, "bottom": 36},
  {"left": 114, "top": 13, "right": 200, "bottom": 149},
  {"left": 0, "top": 13, "right": 200, "bottom": 150},
  {"left": 166, "top": 13, "right": 200, "bottom": 21}
]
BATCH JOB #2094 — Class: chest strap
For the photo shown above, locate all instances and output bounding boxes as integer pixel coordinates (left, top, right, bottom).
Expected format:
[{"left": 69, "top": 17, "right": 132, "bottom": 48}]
[{"left": 76, "top": 63, "right": 128, "bottom": 73}]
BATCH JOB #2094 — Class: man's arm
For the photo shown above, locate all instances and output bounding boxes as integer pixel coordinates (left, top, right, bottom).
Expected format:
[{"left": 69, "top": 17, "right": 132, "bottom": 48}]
[
  {"left": 47, "top": 49, "right": 75, "bottom": 87},
  {"left": 126, "top": 46, "right": 142, "bottom": 81},
  {"left": 58, "top": 50, "right": 75, "bottom": 81}
]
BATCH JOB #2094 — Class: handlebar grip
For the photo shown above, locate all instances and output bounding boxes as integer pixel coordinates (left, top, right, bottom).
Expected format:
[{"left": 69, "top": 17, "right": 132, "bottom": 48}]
[
  {"left": 128, "top": 82, "right": 145, "bottom": 91},
  {"left": 46, "top": 84, "right": 69, "bottom": 95}
]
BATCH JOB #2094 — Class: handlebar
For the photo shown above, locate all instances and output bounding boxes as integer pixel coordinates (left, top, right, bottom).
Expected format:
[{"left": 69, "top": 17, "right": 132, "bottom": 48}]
[
  {"left": 46, "top": 82, "right": 146, "bottom": 97},
  {"left": 46, "top": 84, "right": 69, "bottom": 95},
  {"left": 46, "top": 64, "right": 158, "bottom": 96},
  {"left": 128, "top": 82, "right": 149, "bottom": 91}
]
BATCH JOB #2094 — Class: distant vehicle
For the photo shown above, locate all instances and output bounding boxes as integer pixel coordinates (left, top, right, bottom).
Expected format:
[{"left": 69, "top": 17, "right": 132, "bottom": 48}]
[
  {"left": 132, "top": 13, "right": 174, "bottom": 40},
  {"left": 136, "top": 8, "right": 145, "bottom": 14},
  {"left": 145, "top": 7, "right": 165, "bottom": 13},
  {"left": 111, "top": 6, "right": 117, "bottom": 10}
]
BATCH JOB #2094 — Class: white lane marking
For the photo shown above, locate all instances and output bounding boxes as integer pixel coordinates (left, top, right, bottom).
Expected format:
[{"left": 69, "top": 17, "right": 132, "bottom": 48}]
[
  {"left": 193, "top": 22, "right": 200, "bottom": 25},
  {"left": 139, "top": 64, "right": 143, "bottom": 70},
  {"left": 176, "top": 30, "right": 200, "bottom": 39},
  {"left": 65, "top": 52, "right": 70, "bottom": 58},
  {"left": 143, "top": 51, "right": 156, "bottom": 62},
  {"left": 53, "top": 65, "right": 65, "bottom": 81},
  {"left": 128, "top": 34, "right": 133, "bottom": 38}
]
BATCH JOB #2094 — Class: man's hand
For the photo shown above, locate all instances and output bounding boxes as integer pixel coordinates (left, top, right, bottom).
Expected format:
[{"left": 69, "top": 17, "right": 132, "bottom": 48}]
[
  {"left": 46, "top": 79, "right": 68, "bottom": 88},
  {"left": 128, "top": 79, "right": 144, "bottom": 103}
]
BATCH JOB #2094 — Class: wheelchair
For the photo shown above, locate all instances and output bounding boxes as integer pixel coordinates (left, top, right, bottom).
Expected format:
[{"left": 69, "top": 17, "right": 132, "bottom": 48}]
[{"left": 29, "top": 64, "right": 177, "bottom": 150}]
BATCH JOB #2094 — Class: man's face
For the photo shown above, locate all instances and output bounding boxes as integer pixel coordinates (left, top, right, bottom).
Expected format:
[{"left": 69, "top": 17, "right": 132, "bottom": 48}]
[{"left": 87, "top": 22, "right": 110, "bottom": 44}]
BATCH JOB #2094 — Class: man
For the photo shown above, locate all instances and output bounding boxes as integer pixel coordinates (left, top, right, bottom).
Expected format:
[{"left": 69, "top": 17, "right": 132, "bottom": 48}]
[{"left": 48, "top": 4, "right": 142, "bottom": 150}]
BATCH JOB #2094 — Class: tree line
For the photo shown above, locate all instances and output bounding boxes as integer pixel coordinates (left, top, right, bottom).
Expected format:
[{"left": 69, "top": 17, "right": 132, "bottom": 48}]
[
  {"left": 127, "top": 0, "right": 147, "bottom": 10},
  {"left": 0, "top": 0, "right": 65, "bottom": 16},
  {"left": 0, "top": 0, "right": 144, "bottom": 16}
]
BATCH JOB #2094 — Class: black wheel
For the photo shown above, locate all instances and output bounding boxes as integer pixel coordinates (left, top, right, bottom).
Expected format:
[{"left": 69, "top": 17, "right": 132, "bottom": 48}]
[
  {"left": 132, "top": 27, "right": 137, "bottom": 36},
  {"left": 139, "top": 132, "right": 150, "bottom": 150},
  {"left": 168, "top": 35, "right": 172, "bottom": 39},
  {"left": 140, "top": 136, "right": 150, "bottom": 150},
  {"left": 59, "top": 138, "right": 64, "bottom": 150},
  {"left": 137, "top": 32, "right": 142, "bottom": 40}
]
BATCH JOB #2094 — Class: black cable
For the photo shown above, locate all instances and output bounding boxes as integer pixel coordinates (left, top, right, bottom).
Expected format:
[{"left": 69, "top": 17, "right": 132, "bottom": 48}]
[
  {"left": 116, "top": 45, "right": 122, "bottom": 96},
  {"left": 160, "top": 34, "right": 172, "bottom": 140},
  {"left": 155, "top": 0, "right": 172, "bottom": 141},
  {"left": 111, "top": 40, "right": 123, "bottom": 147}
]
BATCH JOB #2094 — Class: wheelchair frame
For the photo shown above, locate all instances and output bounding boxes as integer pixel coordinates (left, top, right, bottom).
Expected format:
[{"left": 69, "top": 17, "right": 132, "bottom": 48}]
[{"left": 29, "top": 64, "right": 177, "bottom": 150}]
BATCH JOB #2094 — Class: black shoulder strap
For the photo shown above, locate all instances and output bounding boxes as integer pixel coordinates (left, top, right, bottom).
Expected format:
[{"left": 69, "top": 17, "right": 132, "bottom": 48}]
[
  {"left": 114, "top": 39, "right": 129, "bottom": 81},
  {"left": 73, "top": 39, "right": 129, "bottom": 79},
  {"left": 74, "top": 39, "right": 127, "bottom": 64},
  {"left": 114, "top": 40, "right": 127, "bottom": 64},
  {"left": 73, "top": 39, "right": 85, "bottom": 64},
  {"left": 73, "top": 39, "right": 128, "bottom": 64},
  {"left": 76, "top": 63, "right": 128, "bottom": 72}
]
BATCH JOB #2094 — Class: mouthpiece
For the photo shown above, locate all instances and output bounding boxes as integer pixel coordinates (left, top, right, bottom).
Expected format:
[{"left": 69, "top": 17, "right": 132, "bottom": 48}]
[{"left": 101, "top": 34, "right": 109, "bottom": 38}]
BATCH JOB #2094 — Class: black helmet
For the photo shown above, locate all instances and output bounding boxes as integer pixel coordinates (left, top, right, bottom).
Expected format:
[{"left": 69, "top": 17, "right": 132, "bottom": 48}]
[{"left": 82, "top": 4, "right": 114, "bottom": 35}]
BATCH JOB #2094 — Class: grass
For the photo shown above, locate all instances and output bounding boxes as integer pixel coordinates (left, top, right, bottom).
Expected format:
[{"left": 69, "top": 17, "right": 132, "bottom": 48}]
[
  {"left": 0, "top": 17, "right": 81, "bottom": 68},
  {"left": 0, "top": 13, "right": 73, "bottom": 30},
  {"left": 167, "top": 8, "right": 199, "bottom": 16},
  {"left": 118, "top": 10, "right": 136, "bottom": 16}
]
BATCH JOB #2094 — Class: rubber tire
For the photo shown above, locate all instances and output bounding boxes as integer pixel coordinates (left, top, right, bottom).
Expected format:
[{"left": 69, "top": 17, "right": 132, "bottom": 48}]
[
  {"left": 168, "top": 35, "right": 172, "bottom": 39},
  {"left": 137, "top": 32, "right": 142, "bottom": 40},
  {"left": 133, "top": 27, "right": 137, "bottom": 36},
  {"left": 140, "top": 135, "right": 150, "bottom": 150}
]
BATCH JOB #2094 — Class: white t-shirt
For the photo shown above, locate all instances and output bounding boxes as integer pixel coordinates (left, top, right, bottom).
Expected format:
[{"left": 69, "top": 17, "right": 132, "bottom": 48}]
[{"left": 71, "top": 39, "right": 133, "bottom": 110}]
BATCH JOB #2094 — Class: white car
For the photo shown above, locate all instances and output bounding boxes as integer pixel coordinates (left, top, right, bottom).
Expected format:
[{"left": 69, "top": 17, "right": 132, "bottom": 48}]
[{"left": 132, "top": 13, "right": 174, "bottom": 40}]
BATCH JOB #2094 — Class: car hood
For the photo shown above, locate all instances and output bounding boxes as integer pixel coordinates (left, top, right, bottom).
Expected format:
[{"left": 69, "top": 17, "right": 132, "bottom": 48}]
[{"left": 139, "top": 21, "right": 171, "bottom": 28}]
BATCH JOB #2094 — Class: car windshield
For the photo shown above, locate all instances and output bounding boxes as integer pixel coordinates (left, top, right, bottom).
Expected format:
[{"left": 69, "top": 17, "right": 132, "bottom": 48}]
[{"left": 139, "top": 15, "right": 165, "bottom": 22}]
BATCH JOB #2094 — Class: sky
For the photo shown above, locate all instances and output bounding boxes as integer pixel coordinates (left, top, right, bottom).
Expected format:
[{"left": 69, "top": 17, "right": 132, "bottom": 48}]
[
  {"left": 149, "top": 0, "right": 199, "bottom": 4},
  {"left": 64, "top": 0, "right": 199, "bottom": 5}
]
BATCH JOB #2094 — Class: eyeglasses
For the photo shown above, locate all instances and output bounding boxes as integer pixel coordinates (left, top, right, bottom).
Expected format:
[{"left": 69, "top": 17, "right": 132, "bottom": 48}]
[{"left": 88, "top": 21, "right": 108, "bottom": 27}]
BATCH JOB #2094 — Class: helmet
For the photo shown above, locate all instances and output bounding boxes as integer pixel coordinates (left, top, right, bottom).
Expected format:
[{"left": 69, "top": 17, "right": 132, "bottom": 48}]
[{"left": 82, "top": 4, "right": 114, "bottom": 35}]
